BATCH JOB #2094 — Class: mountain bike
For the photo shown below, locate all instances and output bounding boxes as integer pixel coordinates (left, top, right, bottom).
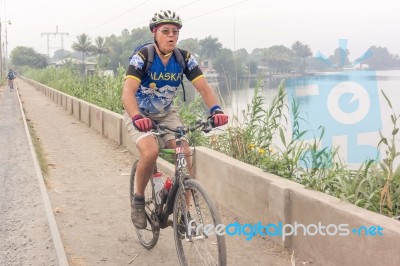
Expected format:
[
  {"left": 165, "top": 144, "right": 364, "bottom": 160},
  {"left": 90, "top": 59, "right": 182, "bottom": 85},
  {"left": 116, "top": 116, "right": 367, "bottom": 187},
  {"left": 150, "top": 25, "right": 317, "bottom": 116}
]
[{"left": 129, "top": 120, "right": 227, "bottom": 265}]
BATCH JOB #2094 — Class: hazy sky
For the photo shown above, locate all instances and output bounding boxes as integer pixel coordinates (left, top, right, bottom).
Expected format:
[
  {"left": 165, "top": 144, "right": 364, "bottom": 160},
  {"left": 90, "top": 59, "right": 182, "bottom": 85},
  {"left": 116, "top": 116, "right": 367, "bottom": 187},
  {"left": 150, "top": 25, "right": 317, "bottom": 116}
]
[{"left": 2, "top": 0, "right": 400, "bottom": 60}]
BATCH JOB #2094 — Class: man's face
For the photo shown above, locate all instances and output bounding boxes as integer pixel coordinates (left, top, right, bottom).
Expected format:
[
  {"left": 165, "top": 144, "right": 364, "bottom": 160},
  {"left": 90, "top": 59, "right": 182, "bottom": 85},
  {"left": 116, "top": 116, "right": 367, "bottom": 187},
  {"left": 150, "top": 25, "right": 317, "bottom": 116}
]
[{"left": 154, "top": 24, "right": 180, "bottom": 52}]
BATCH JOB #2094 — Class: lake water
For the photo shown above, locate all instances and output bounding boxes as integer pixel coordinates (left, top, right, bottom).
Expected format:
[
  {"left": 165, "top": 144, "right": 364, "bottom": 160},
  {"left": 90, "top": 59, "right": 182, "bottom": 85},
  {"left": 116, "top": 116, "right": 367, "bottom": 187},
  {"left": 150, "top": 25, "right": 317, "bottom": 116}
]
[{"left": 216, "top": 70, "right": 400, "bottom": 167}]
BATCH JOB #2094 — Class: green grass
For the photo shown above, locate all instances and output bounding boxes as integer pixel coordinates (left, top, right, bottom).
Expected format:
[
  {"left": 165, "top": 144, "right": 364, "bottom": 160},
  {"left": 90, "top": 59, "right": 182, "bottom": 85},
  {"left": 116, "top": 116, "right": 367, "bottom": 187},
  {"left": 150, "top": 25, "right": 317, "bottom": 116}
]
[
  {"left": 23, "top": 65, "right": 125, "bottom": 114},
  {"left": 25, "top": 110, "right": 50, "bottom": 180}
]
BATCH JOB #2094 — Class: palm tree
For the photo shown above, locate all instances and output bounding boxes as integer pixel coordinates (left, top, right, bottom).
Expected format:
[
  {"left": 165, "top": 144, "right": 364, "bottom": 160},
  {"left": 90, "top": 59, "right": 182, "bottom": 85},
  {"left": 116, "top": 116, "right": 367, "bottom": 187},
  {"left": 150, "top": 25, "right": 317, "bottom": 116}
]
[
  {"left": 72, "top": 33, "right": 94, "bottom": 64},
  {"left": 291, "top": 41, "right": 312, "bottom": 73},
  {"left": 329, "top": 47, "right": 350, "bottom": 69},
  {"left": 93, "top": 36, "right": 110, "bottom": 67},
  {"left": 178, "top": 38, "right": 200, "bottom": 55},
  {"left": 262, "top": 45, "right": 294, "bottom": 73},
  {"left": 199, "top": 36, "right": 222, "bottom": 60}
]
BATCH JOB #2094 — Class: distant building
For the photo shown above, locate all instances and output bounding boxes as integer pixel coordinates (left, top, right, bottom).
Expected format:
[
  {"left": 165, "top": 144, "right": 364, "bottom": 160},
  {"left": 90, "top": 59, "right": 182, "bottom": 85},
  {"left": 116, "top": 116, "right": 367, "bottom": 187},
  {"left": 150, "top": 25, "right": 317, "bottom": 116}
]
[
  {"left": 49, "top": 58, "right": 97, "bottom": 75},
  {"left": 257, "top": 65, "right": 272, "bottom": 75},
  {"left": 200, "top": 60, "right": 218, "bottom": 78},
  {"left": 353, "top": 63, "right": 370, "bottom": 70}
]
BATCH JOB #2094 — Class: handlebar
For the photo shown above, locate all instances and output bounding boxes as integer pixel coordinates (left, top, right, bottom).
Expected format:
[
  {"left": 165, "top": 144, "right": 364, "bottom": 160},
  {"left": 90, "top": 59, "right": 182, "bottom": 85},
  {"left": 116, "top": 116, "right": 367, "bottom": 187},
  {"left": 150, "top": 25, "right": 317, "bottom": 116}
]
[{"left": 153, "top": 119, "right": 214, "bottom": 136}]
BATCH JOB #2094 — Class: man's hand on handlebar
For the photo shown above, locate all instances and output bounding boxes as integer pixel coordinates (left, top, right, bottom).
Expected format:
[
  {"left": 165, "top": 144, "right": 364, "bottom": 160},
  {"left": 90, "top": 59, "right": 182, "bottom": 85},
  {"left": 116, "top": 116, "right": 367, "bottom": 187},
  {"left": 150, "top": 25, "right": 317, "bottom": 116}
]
[
  {"left": 154, "top": 119, "right": 215, "bottom": 135},
  {"left": 132, "top": 114, "right": 153, "bottom": 132},
  {"left": 210, "top": 110, "right": 228, "bottom": 127},
  {"left": 208, "top": 105, "right": 228, "bottom": 128},
  {"left": 132, "top": 109, "right": 228, "bottom": 134}
]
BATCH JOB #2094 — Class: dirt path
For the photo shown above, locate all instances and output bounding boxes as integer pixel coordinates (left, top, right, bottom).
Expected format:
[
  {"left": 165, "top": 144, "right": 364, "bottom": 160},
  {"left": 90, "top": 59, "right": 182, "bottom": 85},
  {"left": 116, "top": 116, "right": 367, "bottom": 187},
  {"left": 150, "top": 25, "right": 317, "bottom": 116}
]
[
  {"left": 18, "top": 79, "right": 299, "bottom": 266},
  {"left": 0, "top": 85, "right": 58, "bottom": 265}
]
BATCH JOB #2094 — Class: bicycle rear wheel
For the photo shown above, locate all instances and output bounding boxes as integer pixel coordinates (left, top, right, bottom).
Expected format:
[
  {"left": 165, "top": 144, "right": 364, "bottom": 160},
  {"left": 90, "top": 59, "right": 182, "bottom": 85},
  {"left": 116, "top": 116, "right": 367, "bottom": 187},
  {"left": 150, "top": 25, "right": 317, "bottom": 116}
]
[
  {"left": 130, "top": 160, "right": 160, "bottom": 249},
  {"left": 173, "top": 179, "right": 227, "bottom": 266}
]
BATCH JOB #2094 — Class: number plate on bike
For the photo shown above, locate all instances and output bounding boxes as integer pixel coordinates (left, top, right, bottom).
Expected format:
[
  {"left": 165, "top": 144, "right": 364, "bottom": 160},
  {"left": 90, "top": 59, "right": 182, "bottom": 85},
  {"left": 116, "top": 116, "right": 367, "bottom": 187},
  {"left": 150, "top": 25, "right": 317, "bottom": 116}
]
[{"left": 175, "top": 147, "right": 185, "bottom": 154}]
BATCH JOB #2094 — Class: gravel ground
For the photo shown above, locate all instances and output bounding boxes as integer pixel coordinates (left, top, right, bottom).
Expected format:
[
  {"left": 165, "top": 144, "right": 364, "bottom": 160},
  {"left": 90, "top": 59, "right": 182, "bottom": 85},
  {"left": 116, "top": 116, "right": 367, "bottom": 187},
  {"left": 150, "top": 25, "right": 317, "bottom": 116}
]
[{"left": 0, "top": 85, "right": 58, "bottom": 265}]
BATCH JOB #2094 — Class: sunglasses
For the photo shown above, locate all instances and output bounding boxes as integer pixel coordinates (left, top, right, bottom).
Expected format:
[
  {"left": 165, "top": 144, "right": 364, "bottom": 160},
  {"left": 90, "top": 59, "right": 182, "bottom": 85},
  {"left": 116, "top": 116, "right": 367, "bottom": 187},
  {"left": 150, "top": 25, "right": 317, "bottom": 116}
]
[{"left": 158, "top": 28, "right": 180, "bottom": 36}]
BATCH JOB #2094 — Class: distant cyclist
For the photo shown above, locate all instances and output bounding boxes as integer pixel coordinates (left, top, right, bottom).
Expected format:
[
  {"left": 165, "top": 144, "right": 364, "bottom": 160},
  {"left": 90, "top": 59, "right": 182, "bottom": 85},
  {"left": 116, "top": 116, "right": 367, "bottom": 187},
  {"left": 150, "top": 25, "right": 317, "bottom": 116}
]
[{"left": 7, "top": 69, "right": 16, "bottom": 90}]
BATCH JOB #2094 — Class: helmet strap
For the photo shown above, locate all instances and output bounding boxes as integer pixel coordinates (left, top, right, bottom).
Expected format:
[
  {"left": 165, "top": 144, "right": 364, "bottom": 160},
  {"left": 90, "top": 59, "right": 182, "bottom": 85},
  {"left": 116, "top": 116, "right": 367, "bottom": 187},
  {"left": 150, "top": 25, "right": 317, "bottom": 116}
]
[{"left": 154, "top": 37, "right": 173, "bottom": 58}]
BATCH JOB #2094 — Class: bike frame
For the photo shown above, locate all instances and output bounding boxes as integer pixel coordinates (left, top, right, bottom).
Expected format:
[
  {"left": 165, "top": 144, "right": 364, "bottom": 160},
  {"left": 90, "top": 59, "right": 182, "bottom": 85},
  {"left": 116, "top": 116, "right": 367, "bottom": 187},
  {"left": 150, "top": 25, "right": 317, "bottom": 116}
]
[
  {"left": 131, "top": 120, "right": 227, "bottom": 265},
  {"left": 156, "top": 127, "right": 192, "bottom": 229}
]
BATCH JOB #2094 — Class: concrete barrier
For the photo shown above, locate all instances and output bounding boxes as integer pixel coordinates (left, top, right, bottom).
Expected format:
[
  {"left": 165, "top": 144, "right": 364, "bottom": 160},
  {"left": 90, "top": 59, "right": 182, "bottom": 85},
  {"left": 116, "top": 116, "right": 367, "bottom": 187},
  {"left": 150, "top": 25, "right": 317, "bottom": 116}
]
[
  {"left": 56, "top": 91, "right": 61, "bottom": 105},
  {"left": 22, "top": 77, "right": 400, "bottom": 266},
  {"left": 89, "top": 104, "right": 103, "bottom": 134},
  {"left": 66, "top": 96, "right": 73, "bottom": 115},
  {"left": 61, "top": 94, "right": 67, "bottom": 110},
  {"left": 102, "top": 109, "right": 123, "bottom": 145},
  {"left": 80, "top": 100, "right": 90, "bottom": 127},
  {"left": 72, "top": 98, "right": 80, "bottom": 120}
]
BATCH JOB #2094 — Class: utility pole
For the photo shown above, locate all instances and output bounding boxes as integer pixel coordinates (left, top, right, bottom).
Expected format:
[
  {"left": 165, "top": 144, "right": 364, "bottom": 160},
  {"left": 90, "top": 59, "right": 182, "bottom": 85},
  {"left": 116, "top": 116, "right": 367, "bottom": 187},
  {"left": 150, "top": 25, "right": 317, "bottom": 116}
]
[
  {"left": 55, "top": 26, "right": 69, "bottom": 50},
  {"left": 41, "top": 26, "right": 69, "bottom": 58},
  {"left": 4, "top": 20, "right": 11, "bottom": 71},
  {"left": 41, "top": 31, "right": 56, "bottom": 59},
  {"left": 0, "top": 21, "right": 3, "bottom": 79}
]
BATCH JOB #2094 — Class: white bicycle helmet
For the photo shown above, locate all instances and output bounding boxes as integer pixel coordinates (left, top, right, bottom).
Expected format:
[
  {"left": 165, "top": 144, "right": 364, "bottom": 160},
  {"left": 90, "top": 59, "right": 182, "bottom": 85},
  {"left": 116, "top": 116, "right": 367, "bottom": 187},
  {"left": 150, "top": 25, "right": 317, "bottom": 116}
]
[{"left": 149, "top": 10, "right": 182, "bottom": 32}]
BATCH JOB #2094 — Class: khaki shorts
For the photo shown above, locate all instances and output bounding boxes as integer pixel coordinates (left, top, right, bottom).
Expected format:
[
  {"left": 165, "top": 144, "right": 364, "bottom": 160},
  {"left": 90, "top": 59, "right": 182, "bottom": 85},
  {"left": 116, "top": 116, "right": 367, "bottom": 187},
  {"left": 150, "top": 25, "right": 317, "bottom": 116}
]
[{"left": 123, "top": 107, "right": 186, "bottom": 148}]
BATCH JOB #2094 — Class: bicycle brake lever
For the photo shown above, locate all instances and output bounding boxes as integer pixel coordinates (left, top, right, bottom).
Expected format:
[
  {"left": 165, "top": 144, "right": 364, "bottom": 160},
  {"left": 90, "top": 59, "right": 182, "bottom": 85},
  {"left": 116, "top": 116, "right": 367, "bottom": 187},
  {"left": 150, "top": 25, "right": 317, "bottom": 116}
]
[
  {"left": 202, "top": 120, "right": 213, "bottom": 133},
  {"left": 155, "top": 124, "right": 167, "bottom": 135}
]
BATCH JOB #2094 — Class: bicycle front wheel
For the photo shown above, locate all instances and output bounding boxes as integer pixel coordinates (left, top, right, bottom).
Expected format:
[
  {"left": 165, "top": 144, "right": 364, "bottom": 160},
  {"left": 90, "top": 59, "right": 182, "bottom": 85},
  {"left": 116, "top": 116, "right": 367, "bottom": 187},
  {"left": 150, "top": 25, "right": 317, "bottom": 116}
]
[
  {"left": 130, "top": 160, "right": 160, "bottom": 249},
  {"left": 173, "top": 179, "right": 227, "bottom": 266}
]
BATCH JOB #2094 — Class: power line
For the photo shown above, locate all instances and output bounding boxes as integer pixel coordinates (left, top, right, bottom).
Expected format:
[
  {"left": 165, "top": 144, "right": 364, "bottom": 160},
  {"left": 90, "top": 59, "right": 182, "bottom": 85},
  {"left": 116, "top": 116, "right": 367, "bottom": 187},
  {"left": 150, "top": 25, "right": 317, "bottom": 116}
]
[
  {"left": 71, "top": 0, "right": 250, "bottom": 47},
  {"left": 104, "top": 0, "right": 248, "bottom": 36},
  {"left": 185, "top": 0, "right": 251, "bottom": 22},
  {"left": 102, "top": 0, "right": 203, "bottom": 35},
  {"left": 82, "top": 0, "right": 150, "bottom": 33},
  {"left": 175, "top": 0, "right": 202, "bottom": 10}
]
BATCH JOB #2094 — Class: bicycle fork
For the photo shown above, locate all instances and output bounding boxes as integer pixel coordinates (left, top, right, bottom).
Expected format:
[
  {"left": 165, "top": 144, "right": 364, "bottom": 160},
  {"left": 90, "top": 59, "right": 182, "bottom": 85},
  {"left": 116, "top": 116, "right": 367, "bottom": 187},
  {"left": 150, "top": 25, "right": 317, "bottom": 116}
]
[{"left": 181, "top": 188, "right": 208, "bottom": 242}]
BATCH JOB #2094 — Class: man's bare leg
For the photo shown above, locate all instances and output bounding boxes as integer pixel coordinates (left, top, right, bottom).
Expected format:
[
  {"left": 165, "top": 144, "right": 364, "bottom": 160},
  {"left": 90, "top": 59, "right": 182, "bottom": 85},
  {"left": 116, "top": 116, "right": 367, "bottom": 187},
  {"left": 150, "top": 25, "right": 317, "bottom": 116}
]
[{"left": 131, "top": 135, "right": 158, "bottom": 229}]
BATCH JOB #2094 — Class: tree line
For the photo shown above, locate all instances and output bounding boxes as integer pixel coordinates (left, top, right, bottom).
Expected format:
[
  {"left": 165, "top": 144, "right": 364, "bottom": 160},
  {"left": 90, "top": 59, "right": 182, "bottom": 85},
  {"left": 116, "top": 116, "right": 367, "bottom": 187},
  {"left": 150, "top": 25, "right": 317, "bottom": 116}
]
[{"left": 10, "top": 26, "right": 400, "bottom": 77}]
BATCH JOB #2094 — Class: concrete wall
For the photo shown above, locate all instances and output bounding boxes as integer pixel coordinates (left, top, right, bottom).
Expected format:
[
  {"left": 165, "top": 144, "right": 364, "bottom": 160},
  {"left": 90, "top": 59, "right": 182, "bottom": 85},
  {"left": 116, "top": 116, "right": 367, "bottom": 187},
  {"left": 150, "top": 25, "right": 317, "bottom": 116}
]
[
  {"left": 22, "top": 77, "right": 400, "bottom": 266},
  {"left": 193, "top": 147, "right": 400, "bottom": 265}
]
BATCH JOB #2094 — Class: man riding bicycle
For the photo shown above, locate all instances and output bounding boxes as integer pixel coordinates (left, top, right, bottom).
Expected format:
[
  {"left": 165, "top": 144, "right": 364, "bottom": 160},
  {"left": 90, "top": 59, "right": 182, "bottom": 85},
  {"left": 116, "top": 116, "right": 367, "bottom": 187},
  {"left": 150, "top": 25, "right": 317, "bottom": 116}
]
[
  {"left": 122, "top": 9, "right": 228, "bottom": 229},
  {"left": 7, "top": 69, "right": 16, "bottom": 90}
]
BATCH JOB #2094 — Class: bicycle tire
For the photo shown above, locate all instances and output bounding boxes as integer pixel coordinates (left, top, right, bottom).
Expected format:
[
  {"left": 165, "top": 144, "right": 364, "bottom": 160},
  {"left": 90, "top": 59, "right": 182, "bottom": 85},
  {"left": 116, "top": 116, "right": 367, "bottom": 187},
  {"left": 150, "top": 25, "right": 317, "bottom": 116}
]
[
  {"left": 130, "top": 160, "right": 160, "bottom": 249},
  {"left": 173, "top": 179, "right": 227, "bottom": 266}
]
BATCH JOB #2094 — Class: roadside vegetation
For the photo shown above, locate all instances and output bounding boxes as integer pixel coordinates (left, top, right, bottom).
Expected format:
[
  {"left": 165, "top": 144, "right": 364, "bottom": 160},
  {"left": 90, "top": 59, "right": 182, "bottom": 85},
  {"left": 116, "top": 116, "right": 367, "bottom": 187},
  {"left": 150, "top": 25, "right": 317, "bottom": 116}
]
[
  {"left": 25, "top": 112, "right": 51, "bottom": 181},
  {"left": 212, "top": 82, "right": 400, "bottom": 219},
  {"left": 23, "top": 66, "right": 400, "bottom": 219},
  {"left": 23, "top": 66, "right": 125, "bottom": 114}
]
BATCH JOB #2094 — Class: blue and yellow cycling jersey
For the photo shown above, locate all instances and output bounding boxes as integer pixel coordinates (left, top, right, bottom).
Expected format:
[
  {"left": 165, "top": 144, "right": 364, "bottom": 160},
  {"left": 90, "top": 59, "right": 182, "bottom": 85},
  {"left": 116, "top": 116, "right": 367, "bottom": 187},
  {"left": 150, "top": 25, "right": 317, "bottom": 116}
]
[{"left": 125, "top": 46, "right": 204, "bottom": 114}]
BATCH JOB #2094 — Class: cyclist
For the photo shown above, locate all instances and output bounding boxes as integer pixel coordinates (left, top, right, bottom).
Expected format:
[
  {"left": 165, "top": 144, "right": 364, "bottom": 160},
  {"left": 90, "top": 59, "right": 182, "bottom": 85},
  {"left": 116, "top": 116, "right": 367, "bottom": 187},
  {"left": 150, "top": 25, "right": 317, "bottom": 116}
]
[
  {"left": 122, "top": 9, "right": 228, "bottom": 229},
  {"left": 7, "top": 69, "right": 16, "bottom": 90}
]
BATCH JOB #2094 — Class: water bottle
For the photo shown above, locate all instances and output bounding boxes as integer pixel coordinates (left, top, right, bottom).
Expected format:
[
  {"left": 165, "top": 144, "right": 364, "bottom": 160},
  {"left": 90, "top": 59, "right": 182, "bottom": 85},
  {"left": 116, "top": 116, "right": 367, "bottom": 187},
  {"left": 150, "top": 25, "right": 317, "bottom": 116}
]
[
  {"left": 153, "top": 172, "right": 164, "bottom": 204},
  {"left": 164, "top": 177, "right": 173, "bottom": 191},
  {"left": 160, "top": 177, "right": 173, "bottom": 204}
]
